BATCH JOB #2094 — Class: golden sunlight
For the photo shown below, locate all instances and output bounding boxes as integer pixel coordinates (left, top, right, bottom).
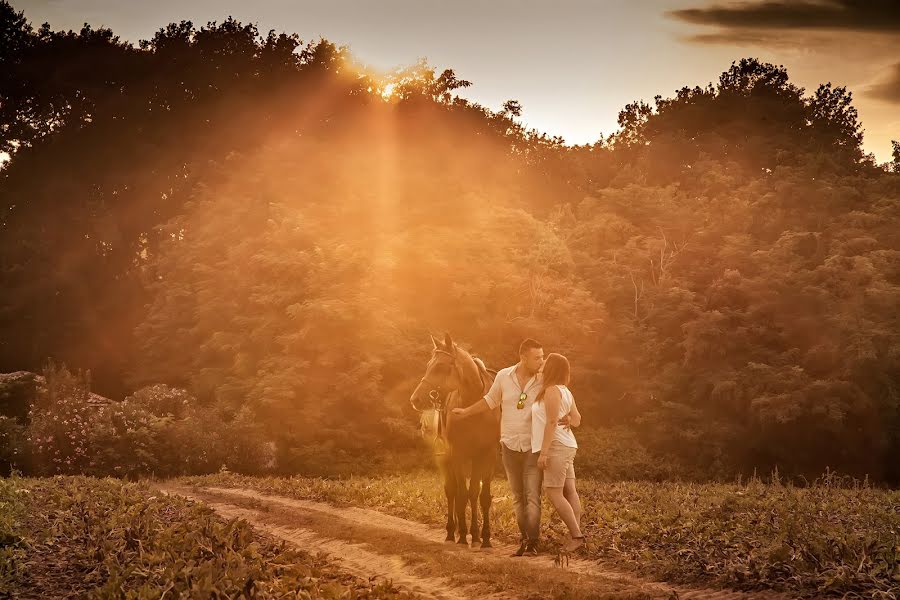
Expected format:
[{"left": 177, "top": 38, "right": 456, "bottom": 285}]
[{"left": 380, "top": 82, "right": 397, "bottom": 100}]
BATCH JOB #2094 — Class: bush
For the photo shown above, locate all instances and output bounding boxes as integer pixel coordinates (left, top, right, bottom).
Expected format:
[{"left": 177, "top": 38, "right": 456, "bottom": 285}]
[
  {"left": 123, "top": 383, "right": 191, "bottom": 419},
  {"left": 219, "top": 406, "right": 275, "bottom": 474},
  {"left": 15, "top": 366, "right": 275, "bottom": 477},
  {"left": 0, "top": 416, "right": 27, "bottom": 476},
  {"left": 0, "top": 371, "right": 40, "bottom": 422},
  {"left": 86, "top": 399, "right": 173, "bottom": 478},
  {"left": 25, "top": 362, "right": 95, "bottom": 475},
  {"left": 89, "top": 387, "right": 275, "bottom": 478},
  {"left": 272, "top": 416, "right": 432, "bottom": 477},
  {"left": 574, "top": 426, "right": 682, "bottom": 481}
]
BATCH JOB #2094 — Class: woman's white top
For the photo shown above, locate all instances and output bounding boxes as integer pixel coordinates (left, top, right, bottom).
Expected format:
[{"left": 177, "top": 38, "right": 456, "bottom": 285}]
[{"left": 531, "top": 385, "right": 578, "bottom": 452}]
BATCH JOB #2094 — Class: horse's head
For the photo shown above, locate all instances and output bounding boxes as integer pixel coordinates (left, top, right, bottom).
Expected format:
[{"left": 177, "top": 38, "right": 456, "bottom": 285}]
[{"left": 409, "top": 332, "right": 461, "bottom": 412}]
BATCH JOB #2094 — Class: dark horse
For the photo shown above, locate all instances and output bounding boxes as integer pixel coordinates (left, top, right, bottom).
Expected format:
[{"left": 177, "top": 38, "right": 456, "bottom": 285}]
[{"left": 409, "top": 333, "right": 500, "bottom": 547}]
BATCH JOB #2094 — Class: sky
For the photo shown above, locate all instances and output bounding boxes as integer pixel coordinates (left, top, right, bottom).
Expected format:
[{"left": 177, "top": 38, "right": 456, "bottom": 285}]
[{"left": 10, "top": 0, "right": 900, "bottom": 163}]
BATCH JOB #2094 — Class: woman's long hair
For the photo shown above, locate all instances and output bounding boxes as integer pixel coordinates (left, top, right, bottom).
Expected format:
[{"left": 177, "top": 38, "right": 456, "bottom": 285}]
[{"left": 535, "top": 353, "right": 570, "bottom": 403}]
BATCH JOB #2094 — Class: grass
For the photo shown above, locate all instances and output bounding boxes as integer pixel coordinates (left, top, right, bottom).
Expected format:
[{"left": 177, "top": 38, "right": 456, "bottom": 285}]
[
  {"left": 178, "top": 470, "right": 900, "bottom": 599},
  {"left": 0, "top": 474, "right": 415, "bottom": 598}
]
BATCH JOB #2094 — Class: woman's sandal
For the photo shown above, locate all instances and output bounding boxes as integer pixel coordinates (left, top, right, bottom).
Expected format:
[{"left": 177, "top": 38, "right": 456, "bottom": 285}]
[{"left": 563, "top": 535, "right": 586, "bottom": 553}]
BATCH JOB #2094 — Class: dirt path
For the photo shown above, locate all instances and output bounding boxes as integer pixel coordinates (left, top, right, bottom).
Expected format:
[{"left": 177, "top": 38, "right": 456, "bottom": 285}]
[{"left": 158, "top": 484, "right": 793, "bottom": 600}]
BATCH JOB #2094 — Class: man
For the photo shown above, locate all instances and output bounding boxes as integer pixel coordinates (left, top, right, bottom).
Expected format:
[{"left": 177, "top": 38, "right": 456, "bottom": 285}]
[{"left": 452, "top": 338, "right": 545, "bottom": 556}]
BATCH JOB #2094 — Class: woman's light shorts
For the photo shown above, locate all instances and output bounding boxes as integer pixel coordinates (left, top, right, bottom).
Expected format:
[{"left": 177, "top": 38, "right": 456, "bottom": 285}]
[{"left": 542, "top": 440, "right": 577, "bottom": 488}]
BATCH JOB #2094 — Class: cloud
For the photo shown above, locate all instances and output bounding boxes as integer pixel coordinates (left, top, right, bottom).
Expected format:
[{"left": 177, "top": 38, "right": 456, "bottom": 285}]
[
  {"left": 865, "top": 61, "right": 900, "bottom": 103},
  {"left": 670, "top": 1, "right": 900, "bottom": 35},
  {"left": 683, "top": 30, "right": 831, "bottom": 48}
]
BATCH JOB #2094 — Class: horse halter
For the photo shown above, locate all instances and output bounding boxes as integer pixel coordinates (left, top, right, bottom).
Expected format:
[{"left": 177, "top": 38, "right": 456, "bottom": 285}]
[
  {"left": 412, "top": 347, "right": 491, "bottom": 413},
  {"left": 411, "top": 349, "right": 457, "bottom": 413}
]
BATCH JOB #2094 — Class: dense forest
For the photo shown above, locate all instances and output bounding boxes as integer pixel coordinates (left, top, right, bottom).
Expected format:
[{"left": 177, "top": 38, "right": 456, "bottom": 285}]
[{"left": 1, "top": 1, "right": 898, "bottom": 483}]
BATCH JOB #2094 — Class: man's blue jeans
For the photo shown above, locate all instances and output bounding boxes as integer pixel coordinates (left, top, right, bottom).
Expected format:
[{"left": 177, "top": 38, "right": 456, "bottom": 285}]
[{"left": 501, "top": 443, "right": 542, "bottom": 543}]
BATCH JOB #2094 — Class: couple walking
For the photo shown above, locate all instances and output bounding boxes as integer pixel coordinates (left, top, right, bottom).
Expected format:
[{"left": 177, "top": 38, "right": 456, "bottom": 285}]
[{"left": 452, "top": 338, "right": 584, "bottom": 556}]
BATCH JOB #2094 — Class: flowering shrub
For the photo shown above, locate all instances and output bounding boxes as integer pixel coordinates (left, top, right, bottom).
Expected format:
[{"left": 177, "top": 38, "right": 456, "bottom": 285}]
[
  {"left": 124, "top": 383, "right": 191, "bottom": 419},
  {"left": 19, "top": 363, "right": 273, "bottom": 477},
  {"left": 26, "top": 362, "right": 94, "bottom": 475}
]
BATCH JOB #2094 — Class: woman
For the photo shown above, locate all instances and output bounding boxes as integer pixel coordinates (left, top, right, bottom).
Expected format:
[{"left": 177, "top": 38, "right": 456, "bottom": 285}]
[{"left": 533, "top": 352, "right": 584, "bottom": 552}]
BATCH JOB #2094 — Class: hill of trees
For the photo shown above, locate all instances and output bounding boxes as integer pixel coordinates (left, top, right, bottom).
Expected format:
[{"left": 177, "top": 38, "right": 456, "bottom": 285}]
[{"left": 2, "top": 2, "right": 898, "bottom": 482}]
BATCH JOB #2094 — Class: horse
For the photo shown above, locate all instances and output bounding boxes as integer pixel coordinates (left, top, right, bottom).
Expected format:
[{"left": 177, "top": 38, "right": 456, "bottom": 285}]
[{"left": 409, "top": 332, "right": 500, "bottom": 548}]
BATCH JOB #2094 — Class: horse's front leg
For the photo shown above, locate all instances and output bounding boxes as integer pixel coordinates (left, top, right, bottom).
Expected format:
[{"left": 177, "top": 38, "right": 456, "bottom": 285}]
[
  {"left": 479, "top": 475, "right": 493, "bottom": 548},
  {"left": 453, "top": 462, "right": 469, "bottom": 544},
  {"left": 443, "top": 461, "right": 456, "bottom": 542},
  {"left": 468, "top": 470, "right": 481, "bottom": 545}
]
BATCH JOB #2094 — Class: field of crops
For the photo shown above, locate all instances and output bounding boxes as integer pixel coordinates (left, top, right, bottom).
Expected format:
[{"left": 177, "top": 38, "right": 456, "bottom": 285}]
[
  {"left": 0, "top": 475, "right": 412, "bottom": 598},
  {"left": 180, "top": 471, "right": 900, "bottom": 599},
  {"left": 2, "top": 471, "right": 897, "bottom": 598}
]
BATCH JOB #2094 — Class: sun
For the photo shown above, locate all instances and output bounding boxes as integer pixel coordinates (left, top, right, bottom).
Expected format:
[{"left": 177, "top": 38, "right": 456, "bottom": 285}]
[{"left": 380, "top": 83, "right": 397, "bottom": 100}]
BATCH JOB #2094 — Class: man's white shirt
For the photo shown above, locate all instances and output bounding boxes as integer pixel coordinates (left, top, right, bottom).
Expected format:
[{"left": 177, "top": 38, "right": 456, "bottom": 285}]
[{"left": 483, "top": 365, "right": 543, "bottom": 452}]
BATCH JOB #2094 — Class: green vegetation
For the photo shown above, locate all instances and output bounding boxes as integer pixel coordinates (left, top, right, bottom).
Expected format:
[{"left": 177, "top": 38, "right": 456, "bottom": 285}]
[
  {"left": 0, "top": 474, "right": 412, "bottom": 598},
  {"left": 1, "top": 3, "right": 896, "bottom": 598},
  {"left": 5, "top": 362, "right": 279, "bottom": 478},
  {"left": 180, "top": 472, "right": 900, "bottom": 599},
  {"left": 2, "top": 3, "right": 898, "bottom": 484}
]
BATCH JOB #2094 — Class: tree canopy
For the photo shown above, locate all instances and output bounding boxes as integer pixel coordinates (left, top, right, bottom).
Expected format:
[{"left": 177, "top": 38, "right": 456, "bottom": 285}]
[{"left": 2, "top": 3, "right": 898, "bottom": 482}]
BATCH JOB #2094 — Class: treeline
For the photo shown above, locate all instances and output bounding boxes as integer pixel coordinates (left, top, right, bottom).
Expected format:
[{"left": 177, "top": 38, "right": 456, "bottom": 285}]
[{"left": 1, "top": 2, "right": 898, "bottom": 483}]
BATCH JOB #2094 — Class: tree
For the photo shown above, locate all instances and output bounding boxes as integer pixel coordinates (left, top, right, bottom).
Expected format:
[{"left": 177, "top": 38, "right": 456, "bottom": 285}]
[
  {"left": 131, "top": 111, "right": 606, "bottom": 471},
  {"left": 612, "top": 59, "right": 868, "bottom": 181},
  {"left": 3, "top": 2, "right": 898, "bottom": 482}
]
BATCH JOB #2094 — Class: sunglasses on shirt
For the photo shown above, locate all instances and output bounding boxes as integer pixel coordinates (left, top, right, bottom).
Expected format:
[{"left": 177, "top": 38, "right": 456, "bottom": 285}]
[{"left": 517, "top": 392, "right": 527, "bottom": 410}]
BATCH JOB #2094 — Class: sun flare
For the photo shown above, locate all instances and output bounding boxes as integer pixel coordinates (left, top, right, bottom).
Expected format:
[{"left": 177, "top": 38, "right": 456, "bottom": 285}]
[{"left": 380, "top": 82, "right": 396, "bottom": 100}]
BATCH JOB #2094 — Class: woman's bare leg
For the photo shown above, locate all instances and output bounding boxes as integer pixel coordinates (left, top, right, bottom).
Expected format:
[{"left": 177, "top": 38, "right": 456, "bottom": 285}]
[
  {"left": 545, "top": 487, "right": 582, "bottom": 541},
  {"left": 563, "top": 478, "right": 582, "bottom": 527},
  {"left": 561, "top": 479, "right": 584, "bottom": 551}
]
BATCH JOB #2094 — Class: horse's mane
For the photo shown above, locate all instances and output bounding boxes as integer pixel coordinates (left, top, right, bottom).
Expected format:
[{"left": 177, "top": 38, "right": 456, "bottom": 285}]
[{"left": 454, "top": 347, "right": 495, "bottom": 407}]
